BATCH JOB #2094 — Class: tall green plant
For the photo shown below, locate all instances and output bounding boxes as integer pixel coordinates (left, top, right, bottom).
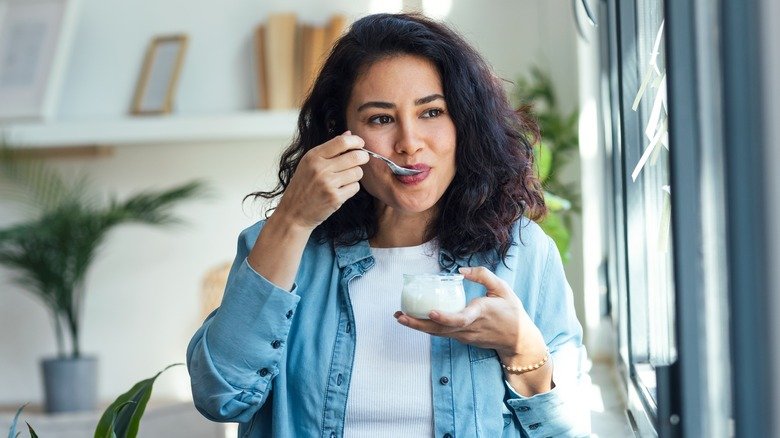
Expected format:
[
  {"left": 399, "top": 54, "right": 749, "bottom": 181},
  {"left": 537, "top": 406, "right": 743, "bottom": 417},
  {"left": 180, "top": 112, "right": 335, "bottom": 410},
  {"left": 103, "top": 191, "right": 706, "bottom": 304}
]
[
  {"left": 0, "top": 147, "right": 207, "bottom": 358},
  {"left": 515, "top": 67, "right": 580, "bottom": 263}
]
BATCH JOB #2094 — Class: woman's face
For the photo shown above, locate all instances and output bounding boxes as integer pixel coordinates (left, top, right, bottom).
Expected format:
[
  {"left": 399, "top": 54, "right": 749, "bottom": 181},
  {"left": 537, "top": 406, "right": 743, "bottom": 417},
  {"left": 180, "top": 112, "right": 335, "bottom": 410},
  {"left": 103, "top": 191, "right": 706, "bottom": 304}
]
[{"left": 346, "top": 54, "right": 457, "bottom": 219}]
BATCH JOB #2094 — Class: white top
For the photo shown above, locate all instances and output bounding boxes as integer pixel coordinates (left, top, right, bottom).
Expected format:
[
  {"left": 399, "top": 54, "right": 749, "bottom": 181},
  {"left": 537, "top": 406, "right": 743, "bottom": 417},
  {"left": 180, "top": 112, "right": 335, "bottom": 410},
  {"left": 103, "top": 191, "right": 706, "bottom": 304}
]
[{"left": 343, "top": 241, "right": 441, "bottom": 438}]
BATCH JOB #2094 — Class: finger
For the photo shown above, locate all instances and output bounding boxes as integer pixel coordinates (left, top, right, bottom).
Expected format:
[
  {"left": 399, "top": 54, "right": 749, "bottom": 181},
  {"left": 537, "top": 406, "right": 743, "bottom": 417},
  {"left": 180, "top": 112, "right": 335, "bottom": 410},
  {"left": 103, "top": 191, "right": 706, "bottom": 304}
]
[
  {"left": 395, "top": 313, "right": 457, "bottom": 335},
  {"left": 428, "top": 300, "right": 483, "bottom": 328},
  {"left": 458, "top": 266, "right": 511, "bottom": 297},
  {"left": 332, "top": 166, "right": 364, "bottom": 188},
  {"left": 317, "top": 132, "right": 365, "bottom": 159},
  {"left": 328, "top": 148, "right": 370, "bottom": 172},
  {"left": 337, "top": 181, "right": 361, "bottom": 199}
]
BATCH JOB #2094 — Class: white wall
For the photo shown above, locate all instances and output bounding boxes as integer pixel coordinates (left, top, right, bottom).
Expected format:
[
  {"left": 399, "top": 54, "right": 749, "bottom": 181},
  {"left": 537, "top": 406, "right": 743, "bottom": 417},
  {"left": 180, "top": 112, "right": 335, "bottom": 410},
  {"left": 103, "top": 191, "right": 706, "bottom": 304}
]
[{"left": 0, "top": 0, "right": 580, "bottom": 406}]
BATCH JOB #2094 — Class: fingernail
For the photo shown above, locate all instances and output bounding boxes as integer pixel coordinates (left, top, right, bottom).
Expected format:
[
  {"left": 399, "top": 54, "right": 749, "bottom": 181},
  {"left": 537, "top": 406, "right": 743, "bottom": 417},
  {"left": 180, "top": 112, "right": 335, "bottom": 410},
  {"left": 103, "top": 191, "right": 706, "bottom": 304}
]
[
  {"left": 343, "top": 130, "right": 352, "bottom": 135},
  {"left": 397, "top": 316, "right": 408, "bottom": 325},
  {"left": 429, "top": 311, "right": 440, "bottom": 319},
  {"left": 393, "top": 311, "right": 402, "bottom": 318},
  {"left": 458, "top": 267, "right": 471, "bottom": 274}
]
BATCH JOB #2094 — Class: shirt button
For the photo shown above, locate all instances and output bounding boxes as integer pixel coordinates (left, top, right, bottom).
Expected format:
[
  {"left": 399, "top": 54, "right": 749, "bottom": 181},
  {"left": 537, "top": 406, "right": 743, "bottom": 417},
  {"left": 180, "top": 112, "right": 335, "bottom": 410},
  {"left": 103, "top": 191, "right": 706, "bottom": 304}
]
[
  {"left": 330, "top": 433, "right": 336, "bottom": 438},
  {"left": 271, "top": 340, "right": 282, "bottom": 349},
  {"left": 529, "top": 422, "right": 541, "bottom": 430},
  {"left": 519, "top": 406, "right": 531, "bottom": 412},
  {"left": 337, "top": 373, "right": 343, "bottom": 386},
  {"left": 439, "top": 376, "right": 449, "bottom": 385},
  {"left": 443, "top": 434, "right": 452, "bottom": 438},
  {"left": 286, "top": 310, "right": 293, "bottom": 319},
  {"left": 257, "top": 368, "right": 269, "bottom": 377}
]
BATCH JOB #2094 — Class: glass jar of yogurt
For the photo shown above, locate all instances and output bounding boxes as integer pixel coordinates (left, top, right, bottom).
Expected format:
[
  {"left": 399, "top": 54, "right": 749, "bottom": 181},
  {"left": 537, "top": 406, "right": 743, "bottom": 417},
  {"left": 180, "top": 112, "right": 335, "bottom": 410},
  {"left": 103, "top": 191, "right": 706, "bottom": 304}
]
[{"left": 401, "top": 273, "right": 466, "bottom": 319}]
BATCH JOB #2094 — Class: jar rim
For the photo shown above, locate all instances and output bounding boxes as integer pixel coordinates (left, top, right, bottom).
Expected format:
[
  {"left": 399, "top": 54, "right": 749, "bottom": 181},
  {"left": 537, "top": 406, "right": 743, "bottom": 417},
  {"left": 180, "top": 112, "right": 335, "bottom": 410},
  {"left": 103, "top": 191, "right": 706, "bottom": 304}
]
[{"left": 403, "top": 273, "right": 464, "bottom": 281}]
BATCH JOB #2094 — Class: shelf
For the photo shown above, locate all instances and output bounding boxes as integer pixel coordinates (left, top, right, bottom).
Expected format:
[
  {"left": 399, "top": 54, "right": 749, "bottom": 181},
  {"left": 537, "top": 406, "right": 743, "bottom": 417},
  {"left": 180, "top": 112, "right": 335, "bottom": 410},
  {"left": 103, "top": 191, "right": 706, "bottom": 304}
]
[{"left": 0, "top": 110, "right": 300, "bottom": 149}]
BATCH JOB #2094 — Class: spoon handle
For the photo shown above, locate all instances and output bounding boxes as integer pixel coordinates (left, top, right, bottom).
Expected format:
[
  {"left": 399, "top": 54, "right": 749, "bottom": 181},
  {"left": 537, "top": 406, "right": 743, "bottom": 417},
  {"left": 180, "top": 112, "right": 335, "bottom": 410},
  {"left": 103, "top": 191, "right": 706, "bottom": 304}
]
[
  {"left": 364, "top": 149, "right": 386, "bottom": 161},
  {"left": 364, "top": 150, "right": 396, "bottom": 167}
]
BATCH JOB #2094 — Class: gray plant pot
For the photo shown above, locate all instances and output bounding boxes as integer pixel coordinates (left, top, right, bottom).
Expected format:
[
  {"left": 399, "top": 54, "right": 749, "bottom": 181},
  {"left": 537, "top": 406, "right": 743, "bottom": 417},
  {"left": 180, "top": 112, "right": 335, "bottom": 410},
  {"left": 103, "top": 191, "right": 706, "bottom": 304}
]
[{"left": 41, "top": 356, "right": 98, "bottom": 413}]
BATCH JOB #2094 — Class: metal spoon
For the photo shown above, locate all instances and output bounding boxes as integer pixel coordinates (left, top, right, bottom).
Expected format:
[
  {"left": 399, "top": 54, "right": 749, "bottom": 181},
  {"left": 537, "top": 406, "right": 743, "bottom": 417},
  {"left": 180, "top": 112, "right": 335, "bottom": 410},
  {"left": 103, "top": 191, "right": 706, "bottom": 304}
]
[{"left": 363, "top": 150, "right": 423, "bottom": 176}]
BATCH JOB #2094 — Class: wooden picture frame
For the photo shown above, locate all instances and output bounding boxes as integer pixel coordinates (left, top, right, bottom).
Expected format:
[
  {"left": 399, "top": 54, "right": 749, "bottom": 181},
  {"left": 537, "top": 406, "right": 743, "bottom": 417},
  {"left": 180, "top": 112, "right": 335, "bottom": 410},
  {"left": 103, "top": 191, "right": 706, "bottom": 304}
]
[{"left": 131, "top": 34, "right": 188, "bottom": 115}]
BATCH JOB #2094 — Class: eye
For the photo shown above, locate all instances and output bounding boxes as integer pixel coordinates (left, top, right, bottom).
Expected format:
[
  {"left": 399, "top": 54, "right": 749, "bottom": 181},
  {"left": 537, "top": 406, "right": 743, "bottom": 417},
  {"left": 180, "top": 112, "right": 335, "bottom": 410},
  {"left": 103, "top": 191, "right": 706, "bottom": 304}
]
[
  {"left": 368, "top": 115, "right": 393, "bottom": 125},
  {"left": 421, "top": 108, "right": 444, "bottom": 118}
]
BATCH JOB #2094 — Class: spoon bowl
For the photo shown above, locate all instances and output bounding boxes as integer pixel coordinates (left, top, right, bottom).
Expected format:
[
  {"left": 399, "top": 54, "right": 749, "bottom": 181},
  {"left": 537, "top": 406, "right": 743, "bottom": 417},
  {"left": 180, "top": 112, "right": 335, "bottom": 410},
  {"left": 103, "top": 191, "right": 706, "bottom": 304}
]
[{"left": 364, "top": 150, "right": 423, "bottom": 176}]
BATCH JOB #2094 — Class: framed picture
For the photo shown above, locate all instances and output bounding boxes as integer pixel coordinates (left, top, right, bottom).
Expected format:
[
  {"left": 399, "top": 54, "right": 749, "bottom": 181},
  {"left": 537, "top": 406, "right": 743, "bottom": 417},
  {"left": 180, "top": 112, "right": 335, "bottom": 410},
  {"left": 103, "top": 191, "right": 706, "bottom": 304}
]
[
  {"left": 0, "top": 0, "right": 80, "bottom": 121},
  {"left": 131, "top": 34, "right": 188, "bottom": 115}
]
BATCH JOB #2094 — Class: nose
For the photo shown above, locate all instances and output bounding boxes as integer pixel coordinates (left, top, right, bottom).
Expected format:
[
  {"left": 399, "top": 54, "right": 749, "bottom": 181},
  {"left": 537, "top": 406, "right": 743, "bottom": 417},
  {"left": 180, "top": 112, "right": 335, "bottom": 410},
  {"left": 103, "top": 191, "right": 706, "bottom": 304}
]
[{"left": 394, "top": 120, "right": 424, "bottom": 156}]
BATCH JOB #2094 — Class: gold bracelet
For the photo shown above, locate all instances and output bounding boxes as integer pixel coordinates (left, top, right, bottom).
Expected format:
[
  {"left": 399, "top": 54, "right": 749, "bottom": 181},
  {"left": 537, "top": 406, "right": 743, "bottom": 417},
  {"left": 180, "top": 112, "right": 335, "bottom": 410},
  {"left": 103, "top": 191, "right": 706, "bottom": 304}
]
[{"left": 500, "top": 349, "right": 550, "bottom": 374}]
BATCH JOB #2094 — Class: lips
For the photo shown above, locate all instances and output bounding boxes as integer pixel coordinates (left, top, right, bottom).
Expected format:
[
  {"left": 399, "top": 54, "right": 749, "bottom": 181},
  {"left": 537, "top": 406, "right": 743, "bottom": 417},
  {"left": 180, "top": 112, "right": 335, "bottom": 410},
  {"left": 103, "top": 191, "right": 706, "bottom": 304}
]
[
  {"left": 405, "top": 164, "right": 431, "bottom": 172},
  {"left": 394, "top": 163, "right": 431, "bottom": 184}
]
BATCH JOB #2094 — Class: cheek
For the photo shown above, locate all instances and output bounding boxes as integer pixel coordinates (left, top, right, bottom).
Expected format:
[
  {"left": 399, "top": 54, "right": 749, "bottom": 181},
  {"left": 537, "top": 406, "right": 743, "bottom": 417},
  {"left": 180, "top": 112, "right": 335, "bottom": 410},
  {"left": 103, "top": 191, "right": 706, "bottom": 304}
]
[
  {"left": 359, "top": 162, "right": 385, "bottom": 195},
  {"left": 362, "top": 160, "right": 386, "bottom": 180},
  {"left": 361, "top": 132, "right": 394, "bottom": 155},
  {"left": 443, "top": 145, "right": 457, "bottom": 175}
]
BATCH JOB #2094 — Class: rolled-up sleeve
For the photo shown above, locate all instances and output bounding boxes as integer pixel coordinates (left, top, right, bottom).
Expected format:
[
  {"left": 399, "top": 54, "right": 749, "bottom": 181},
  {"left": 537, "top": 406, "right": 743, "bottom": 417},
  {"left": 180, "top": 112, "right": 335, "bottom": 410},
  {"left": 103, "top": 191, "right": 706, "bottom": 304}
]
[
  {"left": 187, "top": 226, "right": 301, "bottom": 423},
  {"left": 505, "top": 237, "right": 591, "bottom": 437}
]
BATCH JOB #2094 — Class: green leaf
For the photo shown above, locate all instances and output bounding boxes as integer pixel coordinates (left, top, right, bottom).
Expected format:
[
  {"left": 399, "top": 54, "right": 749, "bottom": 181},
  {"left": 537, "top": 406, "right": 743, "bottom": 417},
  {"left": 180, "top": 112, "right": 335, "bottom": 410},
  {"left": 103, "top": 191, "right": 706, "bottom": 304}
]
[
  {"left": 94, "top": 364, "right": 182, "bottom": 438},
  {"left": 534, "top": 142, "right": 553, "bottom": 183},
  {"left": 95, "top": 401, "right": 136, "bottom": 438},
  {"left": 539, "top": 211, "right": 571, "bottom": 264},
  {"left": 7, "top": 403, "right": 27, "bottom": 438},
  {"left": 26, "top": 423, "right": 38, "bottom": 438}
]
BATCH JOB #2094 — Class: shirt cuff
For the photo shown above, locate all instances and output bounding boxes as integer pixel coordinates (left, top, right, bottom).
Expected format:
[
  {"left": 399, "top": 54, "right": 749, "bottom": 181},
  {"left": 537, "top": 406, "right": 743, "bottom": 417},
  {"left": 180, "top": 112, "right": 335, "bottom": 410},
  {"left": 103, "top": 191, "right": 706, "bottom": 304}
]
[
  {"left": 205, "top": 258, "right": 301, "bottom": 391},
  {"left": 504, "top": 380, "right": 583, "bottom": 437}
]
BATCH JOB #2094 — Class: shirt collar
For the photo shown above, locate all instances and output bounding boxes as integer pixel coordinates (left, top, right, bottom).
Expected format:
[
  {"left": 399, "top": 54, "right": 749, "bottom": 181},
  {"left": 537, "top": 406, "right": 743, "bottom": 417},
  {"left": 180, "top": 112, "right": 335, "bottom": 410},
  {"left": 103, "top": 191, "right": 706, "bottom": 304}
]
[{"left": 334, "top": 239, "right": 373, "bottom": 268}]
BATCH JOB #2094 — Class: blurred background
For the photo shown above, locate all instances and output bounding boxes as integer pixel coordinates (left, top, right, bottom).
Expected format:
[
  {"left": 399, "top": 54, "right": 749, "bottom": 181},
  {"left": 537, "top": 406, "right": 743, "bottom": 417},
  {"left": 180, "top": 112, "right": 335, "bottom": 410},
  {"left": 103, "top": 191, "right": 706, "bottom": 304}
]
[{"left": 0, "top": 0, "right": 778, "bottom": 437}]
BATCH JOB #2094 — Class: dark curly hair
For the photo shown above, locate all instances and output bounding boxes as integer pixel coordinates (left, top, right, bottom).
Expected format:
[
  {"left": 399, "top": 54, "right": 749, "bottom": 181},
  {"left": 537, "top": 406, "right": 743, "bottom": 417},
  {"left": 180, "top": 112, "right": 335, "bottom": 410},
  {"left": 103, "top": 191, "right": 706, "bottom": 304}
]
[{"left": 249, "top": 13, "right": 546, "bottom": 263}]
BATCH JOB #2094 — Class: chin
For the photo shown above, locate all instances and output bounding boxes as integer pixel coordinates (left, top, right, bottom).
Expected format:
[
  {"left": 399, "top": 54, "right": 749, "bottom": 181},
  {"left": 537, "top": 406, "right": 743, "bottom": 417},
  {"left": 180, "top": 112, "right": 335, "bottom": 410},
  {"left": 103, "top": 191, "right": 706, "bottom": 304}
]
[
  {"left": 394, "top": 199, "right": 439, "bottom": 214},
  {"left": 369, "top": 188, "right": 442, "bottom": 215}
]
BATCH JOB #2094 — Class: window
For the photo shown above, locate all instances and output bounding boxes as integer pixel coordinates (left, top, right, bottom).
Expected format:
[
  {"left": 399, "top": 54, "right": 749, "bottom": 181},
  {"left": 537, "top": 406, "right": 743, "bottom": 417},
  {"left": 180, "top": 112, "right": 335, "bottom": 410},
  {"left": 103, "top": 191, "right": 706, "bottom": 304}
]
[
  {"left": 601, "top": 0, "right": 674, "bottom": 427},
  {"left": 599, "top": 0, "right": 735, "bottom": 435}
]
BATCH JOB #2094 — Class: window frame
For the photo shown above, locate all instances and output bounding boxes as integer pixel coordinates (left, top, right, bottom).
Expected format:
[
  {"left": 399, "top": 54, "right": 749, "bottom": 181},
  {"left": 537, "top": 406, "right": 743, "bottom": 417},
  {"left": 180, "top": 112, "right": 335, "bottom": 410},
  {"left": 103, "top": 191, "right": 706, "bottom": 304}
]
[
  {"left": 600, "top": 0, "right": 773, "bottom": 435},
  {"left": 601, "top": 0, "right": 669, "bottom": 434},
  {"left": 599, "top": 0, "right": 734, "bottom": 435}
]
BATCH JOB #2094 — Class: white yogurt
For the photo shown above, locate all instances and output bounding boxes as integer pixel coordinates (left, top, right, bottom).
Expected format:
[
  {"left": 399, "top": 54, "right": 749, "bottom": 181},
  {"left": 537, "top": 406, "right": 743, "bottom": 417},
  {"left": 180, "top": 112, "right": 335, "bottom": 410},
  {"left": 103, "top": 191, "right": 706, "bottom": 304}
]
[{"left": 401, "top": 273, "right": 466, "bottom": 319}]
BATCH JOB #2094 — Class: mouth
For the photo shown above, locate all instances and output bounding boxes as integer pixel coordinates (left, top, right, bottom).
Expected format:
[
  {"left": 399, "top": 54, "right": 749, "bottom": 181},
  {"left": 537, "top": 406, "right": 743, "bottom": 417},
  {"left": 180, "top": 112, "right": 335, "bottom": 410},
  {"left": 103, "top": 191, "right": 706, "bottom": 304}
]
[{"left": 394, "top": 164, "right": 431, "bottom": 184}]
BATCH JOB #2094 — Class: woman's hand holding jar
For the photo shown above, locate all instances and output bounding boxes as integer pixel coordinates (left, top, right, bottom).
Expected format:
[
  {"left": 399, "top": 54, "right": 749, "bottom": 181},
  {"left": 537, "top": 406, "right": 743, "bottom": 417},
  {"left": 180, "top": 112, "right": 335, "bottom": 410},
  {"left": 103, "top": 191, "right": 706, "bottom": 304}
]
[{"left": 395, "top": 266, "right": 553, "bottom": 396}]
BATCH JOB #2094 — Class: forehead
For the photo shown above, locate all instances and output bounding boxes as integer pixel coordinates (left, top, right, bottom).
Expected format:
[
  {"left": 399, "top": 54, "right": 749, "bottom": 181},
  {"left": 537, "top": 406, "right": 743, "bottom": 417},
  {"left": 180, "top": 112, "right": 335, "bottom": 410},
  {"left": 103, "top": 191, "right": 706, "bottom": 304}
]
[{"left": 350, "top": 54, "right": 444, "bottom": 101}]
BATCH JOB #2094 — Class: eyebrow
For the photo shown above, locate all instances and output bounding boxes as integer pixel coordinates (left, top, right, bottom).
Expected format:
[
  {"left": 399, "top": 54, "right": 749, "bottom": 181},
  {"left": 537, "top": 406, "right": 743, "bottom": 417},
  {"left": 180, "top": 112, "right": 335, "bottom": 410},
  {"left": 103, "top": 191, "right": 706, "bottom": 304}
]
[{"left": 356, "top": 94, "right": 445, "bottom": 112}]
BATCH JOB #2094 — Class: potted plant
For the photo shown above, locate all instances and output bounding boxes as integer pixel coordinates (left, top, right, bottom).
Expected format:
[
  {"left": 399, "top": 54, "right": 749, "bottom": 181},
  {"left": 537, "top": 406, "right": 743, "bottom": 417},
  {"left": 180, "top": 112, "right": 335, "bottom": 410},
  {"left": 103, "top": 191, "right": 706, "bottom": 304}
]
[
  {"left": 0, "top": 147, "right": 206, "bottom": 413},
  {"left": 515, "top": 67, "right": 580, "bottom": 263}
]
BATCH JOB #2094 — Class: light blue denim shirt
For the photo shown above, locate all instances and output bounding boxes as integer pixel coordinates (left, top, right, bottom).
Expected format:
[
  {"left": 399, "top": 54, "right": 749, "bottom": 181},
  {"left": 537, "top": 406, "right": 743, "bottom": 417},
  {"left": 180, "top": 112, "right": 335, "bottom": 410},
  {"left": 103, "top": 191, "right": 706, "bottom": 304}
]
[{"left": 187, "top": 218, "right": 590, "bottom": 437}]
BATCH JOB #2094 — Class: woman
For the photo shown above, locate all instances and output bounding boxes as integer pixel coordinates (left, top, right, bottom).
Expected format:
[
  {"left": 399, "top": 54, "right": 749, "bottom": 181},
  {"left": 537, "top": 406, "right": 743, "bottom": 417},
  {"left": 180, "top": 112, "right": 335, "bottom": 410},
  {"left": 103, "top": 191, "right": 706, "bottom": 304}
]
[{"left": 188, "top": 13, "right": 589, "bottom": 438}]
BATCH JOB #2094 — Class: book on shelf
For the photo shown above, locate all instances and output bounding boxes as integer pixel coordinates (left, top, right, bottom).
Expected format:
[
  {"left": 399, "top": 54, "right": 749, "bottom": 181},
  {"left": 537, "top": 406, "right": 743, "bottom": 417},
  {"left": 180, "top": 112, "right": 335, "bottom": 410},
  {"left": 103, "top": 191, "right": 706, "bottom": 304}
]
[
  {"left": 264, "top": 13, "right": 298, "bottom": 110},
  {"left": 299, "top": 24, "right": 326, "bottom": 104},
  {"left": 254, "top": 13, "right": 350, "bottom": 110},
  {"left": 253, "top": 25, "right": 268, "bottom": 109}
]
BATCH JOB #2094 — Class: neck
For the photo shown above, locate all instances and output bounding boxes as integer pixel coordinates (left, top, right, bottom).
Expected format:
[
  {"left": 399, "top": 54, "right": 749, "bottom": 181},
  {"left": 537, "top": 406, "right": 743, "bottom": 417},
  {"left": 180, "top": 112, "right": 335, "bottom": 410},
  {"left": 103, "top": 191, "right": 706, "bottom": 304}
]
[{"left": 370, "top": 205, "right": 435, "bottom": 248}]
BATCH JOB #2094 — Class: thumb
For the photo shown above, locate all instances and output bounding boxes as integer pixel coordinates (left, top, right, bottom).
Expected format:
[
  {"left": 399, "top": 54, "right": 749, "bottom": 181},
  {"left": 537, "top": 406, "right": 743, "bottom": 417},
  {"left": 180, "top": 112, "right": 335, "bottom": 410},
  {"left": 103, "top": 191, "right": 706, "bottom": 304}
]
[{"left": 458, "top": 266, "right": 511, "bottom": 298}]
